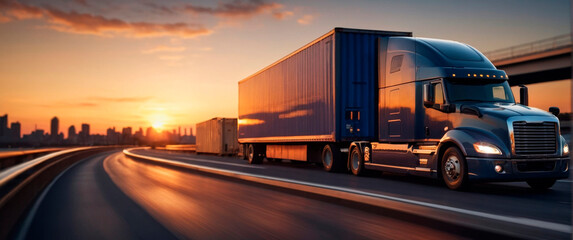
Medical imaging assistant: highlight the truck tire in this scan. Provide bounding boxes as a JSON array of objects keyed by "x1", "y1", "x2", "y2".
[
  {"x1": 350, "y1": 147, "x2": 365, "y2": 176},
  {"x1": 441, "y1": 147, "x2": 469, "y2": 190},
  {"x1": 242, "y1": 145, "x2": 248, "y2": 160},
  {"x1": 247, "y1": 144, "x2": 263, "y2": 164},
  {"x1": 321, "y1": 144, "x2": 343, "y2": 172},
  {"x1": 526, "y1": 179, "x2": 556, "y2": 190}
]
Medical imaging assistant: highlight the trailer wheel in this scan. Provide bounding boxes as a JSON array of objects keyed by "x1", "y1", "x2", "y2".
[
  {"x1": 242, "y1": 145, "x2": 248, "y2": 160},
  {"x1": 350, "y1": 147, "x2": 365, "y2": 176},
  {"x1": 321, "y1": 144, "x2": 343, "y2": 172},
  {"x1": 526, "y1": 179, "x2": 556, "y2": 190},
  {"x1": 248, "y1": 144, "x2": 263, "y2": 164},
  {"x1": 441, "y1": 147, "x2": 469, "y2": 190}
]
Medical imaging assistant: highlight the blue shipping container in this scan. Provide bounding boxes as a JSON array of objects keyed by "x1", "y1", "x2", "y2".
[{"x1": 238, "y1": 28, "x2": 411, "y2": 143}]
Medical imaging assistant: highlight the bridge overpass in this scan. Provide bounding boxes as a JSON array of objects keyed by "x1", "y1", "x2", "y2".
[{"x1": 483, "y1": 33, "x2": 572, "y2": 86}]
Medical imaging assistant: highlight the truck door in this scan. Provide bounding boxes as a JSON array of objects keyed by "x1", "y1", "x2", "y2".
[{"x1": 424, "y1": 80, "x2": 451, "y2": 140}]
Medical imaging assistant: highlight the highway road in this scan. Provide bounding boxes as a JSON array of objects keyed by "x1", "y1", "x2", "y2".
[
  {"x1": 15, "y1": 149, "x2": 476, "y2": 239},
  {"x1": 133, "y1": 149, "x2": 572, "y2": 227}
]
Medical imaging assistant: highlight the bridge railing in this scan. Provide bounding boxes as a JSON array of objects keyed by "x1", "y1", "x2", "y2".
[{"x1": 483, "y1": 33, "x2": 571, "y2": 62}]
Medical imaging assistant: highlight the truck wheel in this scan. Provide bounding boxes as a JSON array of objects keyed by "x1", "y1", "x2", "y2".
[
  {"x1": 526, "y1": 179, "x2": 556, "y2": 190},
  {"x1": 350, "y1": 147, "x2": 365, "y2": 176},
  {"x1": 321, "y1": 144, "x2": 342, "y2": 172},
  {"x1": 242, "y1": 145, "x2": 248, "y2": 160},
  {"x1": 248, "y1": 144, "x2": 263, "y2": 164},
  {"x1": 441, "y1": 147, "x2": 469, "y2": 190}
]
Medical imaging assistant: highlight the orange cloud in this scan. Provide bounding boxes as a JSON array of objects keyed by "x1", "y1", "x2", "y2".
[
  {"x1": 273, "y1": 10, "x2": 294, "y2": 20},
  {"x1": 183, "y1": 0, "x2": 287, "y2": 19},
  {"x1": 297, "y1": 14, "x2": 315, "y2": 25},
  {"x1": 0, "y1": 0, "x2": 43, "y2": 20},
  {"x1": 0, "y1": 0, "x2": 212, "y2": 38},
  {"x1": 88, "y1": 96, "x2": 153, "y2": 103},
  {"x1": 47, "y1": 9, "x2": 211, "y2": 38},
  {"x1": 142, "y1": 45, "x2": 187, "y2": 54}
]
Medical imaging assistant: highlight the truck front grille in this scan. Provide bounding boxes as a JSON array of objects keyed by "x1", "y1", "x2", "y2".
[{"x1": 513, "y1": 121, "x2": 557, "y2": 155}]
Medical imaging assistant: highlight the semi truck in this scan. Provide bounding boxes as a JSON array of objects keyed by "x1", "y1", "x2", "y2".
[
  {"x1": 196, "y1": 118, "x2": 239, "y2": 155},
  {"x1": 237, "y1": 28, "x2": 569, "y2": 190}
]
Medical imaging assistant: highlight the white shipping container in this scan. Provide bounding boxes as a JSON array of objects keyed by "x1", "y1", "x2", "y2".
[{"x1": 196, "y1": 118, "x2": 238, "y2": 155}]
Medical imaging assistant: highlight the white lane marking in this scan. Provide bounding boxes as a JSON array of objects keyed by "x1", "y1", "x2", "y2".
[
  {"x1": 132, "y1": 149, "x2": 265, "y2": 169},
  {"x1": 125, "y1": 149, "x2": 571, "y2": 234},
  {"x1": 557, "y1": 179, "x2": 572, "y2": 183},
  {"x1": 172, "y1": 156, "x2": 265, "y2": 169}
]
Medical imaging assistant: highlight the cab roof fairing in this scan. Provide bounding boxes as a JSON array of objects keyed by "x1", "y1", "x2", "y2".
[{"x1": 390, "y1": 37, "x2": 506, "y2": 81}]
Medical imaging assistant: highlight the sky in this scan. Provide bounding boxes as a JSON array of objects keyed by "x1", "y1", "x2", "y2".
[{"x1": 0, "y1": 0, "x2": 571, "y2": 136}]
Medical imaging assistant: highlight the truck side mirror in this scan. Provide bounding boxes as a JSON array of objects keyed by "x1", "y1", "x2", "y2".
[
  {"x1": 519, "y1": 85, "x2": 528, "y2": 106},
  {"x1": 549, "y1": 107, "x2": 560, "y2": 116},
  {"x1": 423, "y1": 84, "x2": 434, "y2": 108}
]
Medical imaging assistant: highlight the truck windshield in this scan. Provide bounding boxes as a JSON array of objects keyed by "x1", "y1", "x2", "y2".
[{"x1": 444, "y1": 78, "x2": 515, "y2": 103}]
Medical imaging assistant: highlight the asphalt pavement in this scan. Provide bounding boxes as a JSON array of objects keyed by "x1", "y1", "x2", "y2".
[
  {"x1": 12, "y1": 147, "x2": 572, "y2": 239},
  {"x1": 16, "y1": 149, "x2": 471, "y2": 239},
  {"x1": 131, "y1": 148, "x2": 572, "y2": 228},
  {"x1": 18, "y1": 150, "x2": 177, "y2": 240}
]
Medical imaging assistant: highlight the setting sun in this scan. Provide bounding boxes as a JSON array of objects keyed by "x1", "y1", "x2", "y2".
[
  {"x1": 148, "y1": 112, "x2": 170, "y2": 131},
  {"x1": 152, "y1": 121, "x2": 165, "y2": 130}
]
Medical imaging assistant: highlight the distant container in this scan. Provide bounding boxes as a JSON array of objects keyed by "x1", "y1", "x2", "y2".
[{"x1": 196, "y1": 118, "x2": 238, "y2": 155}]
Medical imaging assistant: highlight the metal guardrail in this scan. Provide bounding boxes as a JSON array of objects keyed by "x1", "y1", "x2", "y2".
[
  {"x1": 0, "y1": 148, "x2": 65, "y2": 171},
  {"x1": 159, "y1": 144, "x2": 196, "y2": 152},
  {"x1": 0, "y1": 147, "x2": 94, "y2": 186},
  {"x1": 483, "y1": 33, "x2": 571, "y2": 62}
]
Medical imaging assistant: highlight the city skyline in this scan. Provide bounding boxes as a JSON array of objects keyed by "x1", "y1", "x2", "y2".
[
  {"x1": 0, "y1": 113, "x2": 196, "y2": 147},
  {"x1": 0, "y1": 0, "x2": 570, "y2": 136}
]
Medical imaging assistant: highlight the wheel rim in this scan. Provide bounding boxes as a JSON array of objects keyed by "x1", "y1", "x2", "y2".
[
  {"x1": 351, "y1": 151, "x2": 360, "y2": 170},
  {"x1": 444, "y1": 155, "x2": 461, "y2": 181},
  {"x1": 324, "y1": 148, "x2": 332, "y2": 167}
]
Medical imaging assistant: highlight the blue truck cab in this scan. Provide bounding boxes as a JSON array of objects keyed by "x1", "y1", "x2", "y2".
[
  {"x1": 361, "y1": 36, "x2": 569, "y2": 190},
  {"x1": 238, "y1": 28, "x2": 569, "y2": 190}
]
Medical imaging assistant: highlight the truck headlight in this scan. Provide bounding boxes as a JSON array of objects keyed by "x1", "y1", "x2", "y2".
[
  {"x1": 564, "y1": 143, "x2": 569, "y2": 155},
  {"x1": 473, "y1": 142, "x2": 502, "y2": 155}
]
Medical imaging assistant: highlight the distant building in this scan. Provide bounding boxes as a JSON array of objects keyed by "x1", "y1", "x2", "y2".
[
  {"x1": 122, "y1": 127, "x2": 132, "y2": 137},
  {"x1": 10, "y1": 122, "x2": 21, "y2": 140},
  {"x1": 146, "y1": 127, "x2": 153, "y2": 139},
  {"x1": 180, "y1": 127, "x2": 196, "y2": 144},
  {"x1": 68, "y1": 125, "x2": 78, "y2": 144},
  {"x1": 134, "y1": 127, "x2": 144, "y2": 145},
  {"x1": 134, "y1": 127, "x2": 143, "y2": 138},
  {"x1": 68, "y1": 125, "x2": 76, "y2": 138},
  {"x1": 0, "y1": 114, "x2": 7, "y2": 139},
  {"x1": 23, "y1": 129, "x2": 46, "y2": 146},
  {"x1": 79, "y1": 123, "x2": 90, "y2": 145},
  {"x1": 106, "y1": 127, "x2": 120, "y2": 145},
  {"x1": 122, "y1": 127, "x2": 132, "y2": 145},
  {"x1": 51, "y1": 117, "x2": 59, "y2": 137},
  {"x1": 49, "y1": 116, "x2": 63, "y2": 145},
  {"x1": 80, "y1": 123, "x2": 90, "y2": 136}
]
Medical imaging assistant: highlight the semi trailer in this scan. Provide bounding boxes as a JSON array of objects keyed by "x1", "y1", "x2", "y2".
[
  {"x1": 238, "y1": 28, "x2": 569, "y2": 190},
  {"x1": 196, "y1": 118, "x2": 239, "y2": 155}
]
